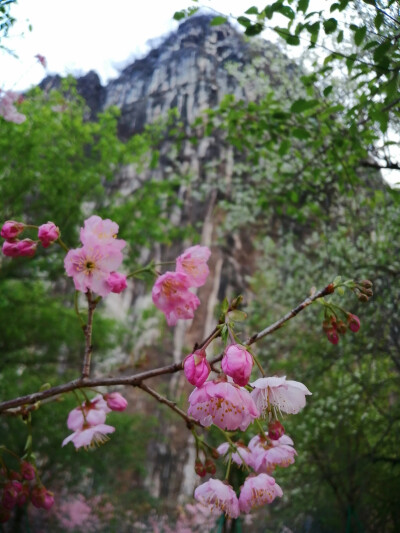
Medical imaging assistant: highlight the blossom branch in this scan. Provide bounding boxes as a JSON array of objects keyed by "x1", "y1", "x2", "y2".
[
  {"x1": 138, "y1": 383, "x2": 200, "y2": 430},
  {"x1": 246, "y1": 283, "x2": 335, "y2": 345},
  {"x1": 0, "y1": 282, "x2": 334, "y2": 415}
]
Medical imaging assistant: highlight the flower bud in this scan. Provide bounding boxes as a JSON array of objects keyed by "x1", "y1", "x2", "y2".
[
  {"x1": 194, "y1": 460, "x2": 207, "y2": 477},
  {"x1": 221, "y1": 344, "x2": 253, "y2": 387},
  {"x1": 31, "y1": 486, "x2": 54, "y2": 510},
  {"x1": 106, "y1": 272, "x2": 127, "y2": 293},
  {"x1": 20, "y1": 461, "x2": 35, "y2": 481},
  {"x1": 184, "y1": 349, "x2": 210, "y2": 387},
  {"x1": 38, "y1": 222, "x2": 60, "y2": 248},
  {"x1": 268, "y1": 419, "x2": 285, "y2": 440},
  {"x1": 17, "y1": 484, "x2": 30, "y2": 506},
  {"x1": 357, "y1": 293, "x2": 369, "y2": 302},
  {"x1": 326, "y1": 328, "x2": 339, "y2": 345},
  {"x1": 336, "y1": 320, "x2": 347, "y2": 335},
  {"x1": 210, "y1": 448, "x2": 220, "y2": 460},
  {"x1": 204, "y1": 459, "x2": 216, "y2": 475},
  {"x1": 347, "y1": 313, "x2": 361, "y2": 333},
  {"x1": 359, "y1": 279, "x2": 373, "y2": 289},
  {"x1": 17, "y1": 239, "x2": 37, "y2": 257},
  {"x1": 104, "y1": 392, "x2": 128, "y2": 411},
  {"x1": 1, "y1": 220, "x2": 25, "y2": 240},
  {"x1": 2, "y1": 480, "x2": 23, "y2": 510}
]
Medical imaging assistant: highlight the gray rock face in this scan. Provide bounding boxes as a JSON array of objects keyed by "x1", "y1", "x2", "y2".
[{"x1": 103, "y1": 15, "x2": 251, "y2": 137}]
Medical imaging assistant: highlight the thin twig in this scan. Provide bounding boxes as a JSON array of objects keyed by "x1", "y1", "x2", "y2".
[{"x1": 138, "y1": 383, "x2": 200, "y2": 429}]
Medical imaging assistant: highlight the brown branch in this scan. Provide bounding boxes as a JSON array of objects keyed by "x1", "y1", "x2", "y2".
[
  {"x1": 360, "y1": 160, "x2": 400, "y2": 171},
  {"x1": 0, "y1": 282, "x2": 335, "y2": 415},
  {"x1": 138, "y1": 383, "x2": 200, "y2": 430},
  {"x1": 246, "y1": 283, "x2": 334, "y2": 345}
]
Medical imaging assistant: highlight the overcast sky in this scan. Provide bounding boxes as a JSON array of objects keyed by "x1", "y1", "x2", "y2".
[{"x1": 0, "y1": 0, "x2": 270, "y2": 91}]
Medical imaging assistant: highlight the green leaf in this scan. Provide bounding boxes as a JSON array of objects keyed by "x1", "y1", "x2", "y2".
[
  {"x1": 354, "y1": 26, "x2": 367, "y2": 46},
  {"x1": 245, "y1": 6, "x2": 259, "y2": 15},
  {"x1": 228, "y1": 310, "x2": 248, "y2": 322},
  {"x1": 245, "y1": 23, "x2": 264, "y2": 36},
  {"x1": 374, "y1": 11, "x2": 384, "y2": 30},
  {"x1": 290, "y1": 98, "x2": 319, "y2": 113},
  {"x1": 298, "y1": 0, "x2": 310, "y2": 13},
  {"x1": 275, "y1": 4, "x2": 295, "y2": 20},
  {"x1": 292, "y1": 127, "x2": 311, "y2": 139},
  {"x1": 278, "y1": 139, "x2": 291, "y2": 156},
  {"x1": 323, "y1": 85, "x2": 333, "y2": 97},
  {"x1": 337, "y1": 30, "x2": 344, "y2": 43},
  {"x1": 210, "y1": 16, "x2": 228, "y2": 26},
  {"x1": 373, "y1": 39, "x2": 391, "y2": 65},
  {"x1": 237, "y1": 16, "x2": 250, "y2": 28},
  {"x1": 323, "y1": 18, "x2": 338, "y2": 34},
  {"x1": 173, "y1": 10, "x2": 185, "y2": 21}
]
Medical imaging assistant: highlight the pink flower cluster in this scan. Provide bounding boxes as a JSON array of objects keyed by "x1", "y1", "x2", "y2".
[
  {"x1": 194, "y1": 475, "x2": 282, "y2": 518},
  {"x1": 188, "y1": 378, "x2": 259, "y2": 432},
  {"x1": 152, "y1": 245, "x2": 211, "y2": 326},
  {"x1": 0, "y1": 461, "x2": 54, "y2": 524},
  {"x1": 64, "y1": 215, "x2": 127, "y2": 297},
  {"x1": 323, "y1": 312, "x2": 361, "y2": 344},
  {"x1": 62, "y1": 392, "x2": 127, "y2": 450},
  {"x1": 0, "y1": 90, "x2": 26, "y2": 124},
  {"x1": 1, "y1": 220, "x2": 60, "y2": 258}
]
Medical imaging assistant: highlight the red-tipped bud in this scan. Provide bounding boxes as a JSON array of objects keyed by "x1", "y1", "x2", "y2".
[
  {"x1": 1, "y1": 220, "x2": 25, "y2": 240},
  {"x1": 210, "y1": 448, "x2": 220, "y2": 460},
  {"x1": 204, "y1": 459, "x2": 216, "y2": 475},
  {"x1": 2, "y1": 480, "x2": 23, "y2": 510},
  {"x1": 336, "y1": 320, "x2": 347, "y2": 334},
  {"x1": 326, "y1": 328, "x2": 339, "y2": 345},
  {"x1": 347, "y1": 313, "x2": 361, "y2": 333},
  {"x1": 20, "y1": 461, "x2": 35, "y2": 481},
  {"x1": 359, "y1": 279, "x2": 373, "y2": 289},
  {"x1": 325, "y1": 283, "x2": 335, "y2": 294},
  {"x1": 268, "y1": 419, "x2": 285, "y2": 440},
  {"x1": 194, "y1": 460, "x2": 207, "y2": 477},
  {"x1": 31, "y1": 486, "x2": 54, "y2": 510},
  {"x1": 357, "y1": 293, "x2": 369, "y2": 302},
  {"x1": 17, "y1": 484, "x2": 30, "y2": 506}
]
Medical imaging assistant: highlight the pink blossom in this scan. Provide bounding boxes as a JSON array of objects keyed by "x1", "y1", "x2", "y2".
[
  {"x1": 38, "y1": 221, "x2": 60, "y2": 247},
  {"x1": 80, "y1": 215, "x2": 125, "y2": 251},
  {"x1": 217, "y1": 442, "x2": 255, "y2": 469},
  {"x1": 0, "y1": 90, "x2": 26, "y2": 124},
  {"x1": 326, "y1": 328, "x2": 339, "y2": 344},
  {"x1": 176, "y1": 245, "x2": 211, "y2": 287},
  {"x1": 188, "y1": 379, "x2": 259, "y2": 431},
  {"x1": 104, "y1": 392, "x2": 128, "y2": 411},
  {"x1": 20, "y1": 461, "x2": 35, "y2": 481},
  {"x1": 31, "y1": 486, "x2": 54, "y2": 510},
  {"x1": 67, "y1": 395, "x2": 110, "y2": 431},
  {"x1": 251, "y1": 376, "x2": 312, "y2": 415},
  {"x1": 1, "y1": 220, "x2": 25, "y2": 239},
  {"x1": 152, "y1": 271, "x2": 200, "y2": 326},
  {"x1": 221, "y1": 344, "x2": 253, "y2": 387},
  {"x1": 106, "y1": 271, "x2": 127, "y2": 293},
  {"x1": 239, "y1": 474, "x2": 283, "y2": 513},
  {"x1": 2, "y1": 240, "x2": 20, "y2": 257},
  {"x1": 184, "y1": 349, "x2": 210, "y2": 387},
  {"x1": 347, "y1": 313, "x2": 361, "y2": 332},
  {"x1": 249, "y1": 433, "x2": 297, "y2": 473},
  {"x1": 194, "y1": 479, "x2": 239, "y2": 519},
  {"x1": 62, "y1": 424, "x2": 115, "y2": 450},
  {"x1": 64, "y1": 238, "x2": 124, "y2": 297}
]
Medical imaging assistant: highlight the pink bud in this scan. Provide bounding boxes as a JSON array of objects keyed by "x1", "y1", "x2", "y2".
[
  {"x1": 104, "y1": 392, "x2": 128, "y2": 411},
  {"x1": 2, "y1": 480, "x2": 22, "y2": 510},
  {"x1": 20, "y1": 461, "x2": 35, "y2": 481},
  {"x1": 326, "y1": 328, "x2": 339, "y2": 345},
  {"x1": 38, "y1": 222, "x2": 60, "y2": 248},
  {"x1": 31, "y1": 486, "x2": 54, "y2": 510},
  {"x1": 17, "y1": 239, "x2": 37, "y2": 257},
  {"x1": 2, "y1": 240, "x2": 20, "y2": 257},
  {"x1": 183, "y1": 349, "x2": 210, "y2": 387},
  {"x1": 347, "y1": 313, "x2": 361, "y2": 333},
  {"x1": 106, "y1": 271, "x2": 127, "y2": 293},
  {"x1": 17, "y1": 484, "x2": 30, "y2": 506},
  {"x1": 268, "y1": 419, "x2": 285, "y2": 440},
  {"x1": 1, "y1": 220, "x2": 25, "y2": 239},
  {"x1": 221, "y1": 344, "x2": 253, "y2": 387}
]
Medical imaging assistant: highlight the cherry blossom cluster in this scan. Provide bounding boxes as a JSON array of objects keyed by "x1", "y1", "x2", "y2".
[
  {"x1": 152, "y1": 245, "x2": 210, "y2": 325},
  {"x1": 62, "y1": 393, "x2": 127, "y2": 450},
  {"x1": 1, "y1": 220, "x2": 60, "y2": 257},
  {"x1": 0, "y1": 90, "x2": 26, "y2": 124},
  {"x1": 0, "y1": 460, "x2": 54, "y2": 524},
  {"x1": 64, "y1": 215, "x2": 127, "y2": 297},
  {"x1": 323, "y1": 311, "x2": 361, "y2": 345}
]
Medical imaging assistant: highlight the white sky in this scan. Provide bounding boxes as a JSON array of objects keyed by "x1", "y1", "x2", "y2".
[
  {"x1": 1, "y1": 0, "x2": 398, "y2": 186},
  {"x1": 1, "y1": 0, "x2": 270, "y2": 91}
]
